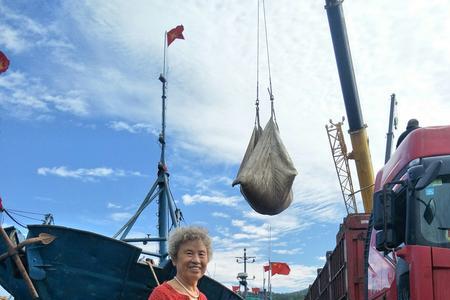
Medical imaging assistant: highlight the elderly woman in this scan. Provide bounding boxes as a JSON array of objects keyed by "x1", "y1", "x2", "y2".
[{"x1": 149, "y1": 226, "x2": 212, "y2": 300}]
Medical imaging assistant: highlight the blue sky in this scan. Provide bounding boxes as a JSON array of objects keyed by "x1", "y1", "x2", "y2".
[{"x1": 1, "y1": 0, "x2": 450, "y2": 296}]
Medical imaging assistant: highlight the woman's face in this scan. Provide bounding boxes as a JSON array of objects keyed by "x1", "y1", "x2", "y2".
[{"x1": 173, "y1": 239, "x2": 208, "y2": 283}]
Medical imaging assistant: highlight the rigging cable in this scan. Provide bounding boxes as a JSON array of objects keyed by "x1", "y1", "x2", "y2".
[
  {"x1": 1, "y1": 206, "x2": 53, "y2": 227},
  {"x1": 6, "y1": 211, "x2": 44, "y2": 222},
  {"x1": 262, "y1": 0, "x2": 276, "y2": 120},
  {"x1": 3, "y1": 210, "x2": 27, "y2": 229},
  {"x1": 255, "y1": 0, "x2": 261, "y2": 128}
]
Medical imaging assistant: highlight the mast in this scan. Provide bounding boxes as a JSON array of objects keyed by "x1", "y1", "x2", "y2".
[
  {"x1": 113, "y1": 31, "x2": 181, "y2": 264},
  {"x1": 384, "y1": 94, "x2": 397, "y2": 163},
  {"x1": 157, "y1": 73, "x2": 169, "y2": 259},
  {"x1": 236, "y1": 248, "x2": 256, "y2": 298}
]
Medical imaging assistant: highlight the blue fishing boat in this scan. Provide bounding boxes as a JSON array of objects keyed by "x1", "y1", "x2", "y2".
[
  {"x1": 0, "y1": 225, "x2": 240, "y2": 299},
  {"x1": 0, "y1": 72, "x2": 242, "y2": 300}
]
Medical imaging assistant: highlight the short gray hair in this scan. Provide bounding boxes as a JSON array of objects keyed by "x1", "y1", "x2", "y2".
[{"x1": 168, "y1": 226, "x2": 212, "y2": 262}]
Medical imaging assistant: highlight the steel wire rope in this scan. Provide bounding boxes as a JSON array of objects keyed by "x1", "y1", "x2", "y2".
[
  {"x1": 262, "y1": 0, "x2": 277, "y2": 121},
  {"x1": 1, "y1": 206, "x2": 49, "y2": 228},
  {"x1": 6, "y1": 211, "x2": 43, "y2": 222},
  {"x1": 7, "y1": 208, "x2": 48, "y2": 216},
  {"x1": 255, "y1": 0, "x2": 261, "y2": 128},
  {"x1": 4, "y1": 210, "x2": 27, "y2": 229}
]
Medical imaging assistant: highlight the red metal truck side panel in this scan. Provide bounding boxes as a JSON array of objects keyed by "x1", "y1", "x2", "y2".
[
  {"x1": 375, "y1": 126, "x2": 450, "y2": 192},
  {"x1": 431, "y1": 247, "x2": 450, "y2": 300},
  {"x1": 311, "y1": 276, "x2": 320, "y2": 300},
  {"x1": 345, "y1": 227, "x2": 366, "y2": 300},
  {"x1": 397, "y1": 246, "x2": 434, "y2": 300},
  {"x1": 318, "y1": 262, "x2": 330, "y2": 297},
  {"x1": 308, "y1": 214, "x2": 370, "y2": 300}
]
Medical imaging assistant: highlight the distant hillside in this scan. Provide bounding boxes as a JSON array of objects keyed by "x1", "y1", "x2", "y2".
[{"x1": 272, "y1": 288, "x2": 308, "y2": 300}]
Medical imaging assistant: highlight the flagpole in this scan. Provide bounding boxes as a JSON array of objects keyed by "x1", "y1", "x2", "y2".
[
  {"x1": 263, "y1": 268, "x2": 267, "y2": 300},
  {"x1": 159, "y1": 31, "x2": 167, "y2": 165},
  {"x1": 268, "y1": 224, "x2": 272, "y2": 300},
  {"x1": 163, "y1": 31, "x2": 167, "y2": 77}
]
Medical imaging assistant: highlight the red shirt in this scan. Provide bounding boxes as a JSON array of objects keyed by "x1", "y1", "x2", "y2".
[{"x1": 148, "y1": 282, "x2": 207, "y2": 300}]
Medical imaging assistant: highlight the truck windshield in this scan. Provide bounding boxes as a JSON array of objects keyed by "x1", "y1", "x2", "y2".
[{"x1": 414, "y1": 174, "x2": 450, "y2": 248}]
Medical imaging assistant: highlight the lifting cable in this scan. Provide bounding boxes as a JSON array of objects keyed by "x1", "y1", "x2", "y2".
[
  {"x1": 255, "y1": 0, "x2": 261, "y2": 128},
  {"x1": 257, "y1": 0, "x2": 276, "y2": 121}
]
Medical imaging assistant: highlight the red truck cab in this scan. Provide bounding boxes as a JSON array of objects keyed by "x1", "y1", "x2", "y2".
[{"x1": 368, "y1": 126, "x2": 450, "y2": 300}]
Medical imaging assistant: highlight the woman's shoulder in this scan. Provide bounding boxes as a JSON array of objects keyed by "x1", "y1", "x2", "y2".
[
  {"x1": 199, "y1": 291, "x2": 208, "y2": 300},
  {"x1": 148, "y1": 282, "x2": 178, "y2": 299},
  {"x1": 149, "y1": 281, "x2": 209, "y2": 300}
]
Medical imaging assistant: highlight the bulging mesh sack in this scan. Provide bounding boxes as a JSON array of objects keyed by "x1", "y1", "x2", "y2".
[{"x1": 233, "y1": 117, "x2": 297, "y2": 215}]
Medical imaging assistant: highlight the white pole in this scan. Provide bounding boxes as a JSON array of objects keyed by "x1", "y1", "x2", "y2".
[
  {"x1": 268, "y1": 224, "x2": 272, "y2": 300},
  {"x1": 163, "y1": 31, "x2": 167, "y2": 77},
  {"x1": 263, "y1": 273, "x2": 266, "y2": 300}
]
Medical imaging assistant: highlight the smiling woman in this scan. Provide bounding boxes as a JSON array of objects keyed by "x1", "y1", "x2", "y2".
[{"x1": 149, "y1": 226, "x2": 212, "y2": 300}]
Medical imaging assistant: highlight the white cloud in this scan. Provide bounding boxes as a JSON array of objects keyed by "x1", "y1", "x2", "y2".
[
  {"x1": 269, "y1": 264, "x2": 319, "y2": 291},
  {"x1": 107, "y1": 202, "x2": 122, "y2": 209},
  {"x1": 182, "y1": 194, "x2": 240, "y2": 207},
  {"x1": 231, "y1": 219, "x2": 270, "y2": 240},
  {"x1": 212, "y1": 212, "x2": 230, "y2": 218},
  {"x1": 110, "y1": 212, "x2": 133, "y2": 222},
  {"x1": 108, "y1": 121, "x2": 159, "y2": 136},
  {"x1": 0, "y1": 24, "x2": 28, "y2": 52},
  {"x1": 0, "y1": 1, "x2": 73, "y2": 54},
  {"x1": 37, "y1": 166, "x2": 143, "y2": 181},
  {"x1": 195, "y1": 177, "x2": 234, "y2": 193},
  {"x1": 0, "y1": 71, "x2": 89, "y2": 119},
  {"x1": 208, "y1": 248, "x2": 320, "y2": 292},
  {"x1": 273, "y1": 248, "x2": 303, "y2": 255}
]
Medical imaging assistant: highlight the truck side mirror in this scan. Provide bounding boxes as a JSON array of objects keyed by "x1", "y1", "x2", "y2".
[
  {"x1": 415, "y1": 160, "x2": 442, "y2": 190},
  {"x1": 375, "y1": 182, "x2": 405, "y2": 251},
  {"x1": 373, "y1": 191, "x2": 384, "y2": 230}
]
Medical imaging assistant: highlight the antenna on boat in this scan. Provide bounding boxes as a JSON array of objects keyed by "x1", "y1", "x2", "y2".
[{"x1": 113, "y1": 29, "x2": 183, "y2": 265}]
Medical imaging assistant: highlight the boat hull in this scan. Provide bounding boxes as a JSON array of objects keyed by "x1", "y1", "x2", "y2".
[{"x1": 0, "y1": 225, "x2": 241, "y2": 300}]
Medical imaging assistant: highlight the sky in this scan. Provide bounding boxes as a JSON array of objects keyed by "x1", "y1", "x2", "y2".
[{"x1": 0, "y1": 0, "x2": 449, "y2": 297}]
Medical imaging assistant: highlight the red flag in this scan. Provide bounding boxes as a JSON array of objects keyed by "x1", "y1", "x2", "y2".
[
  {"x1": 167, "y1": 25, "x2": 184, "y2": 46},
  {"x1": 0, "y1": 51, "x2": 10, "y2": 73},
  {"x1": 251, "y1": 287, "x2": 260, "y2": 294},
  {"x1": 263, "y1": 262, "x2": 290, "y2": 276},
  {"x1": 231, "y1": 285, "x2": 240, "y2": 292},
  {"x1": 0, "y1": 196, "x2": 4, "y2": 211}
]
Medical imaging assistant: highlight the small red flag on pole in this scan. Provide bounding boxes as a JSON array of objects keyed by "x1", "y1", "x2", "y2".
[
  {"x1": 231, "y1": 285, "x2": 240, "y2": 292},
  {"x1": 264, "y1": 262, "x2": 290, "y2": 276},
  {"x1": 0, "y1": 51, "x2": 10, "y2": 73},
  {"x1": 0, "y1": 196, "x2": 4, "y2": 212},
  {"x1": 167, "y1": 25, "x2": 185, "y2": 46}
]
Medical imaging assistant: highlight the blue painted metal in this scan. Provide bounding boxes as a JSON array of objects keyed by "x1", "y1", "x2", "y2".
[
  {"x1": 26, "y1": 225, "x2": 160, "y2": 299},
  {"x1": 157, "y1": 74, "x2": 169, "y2": 261},
  {"x1": 0, "y1": 227, "x2": 31, "y2": 299},
  {"x1": 0, "y1": 225, "x2": 242, "y2": 299}
]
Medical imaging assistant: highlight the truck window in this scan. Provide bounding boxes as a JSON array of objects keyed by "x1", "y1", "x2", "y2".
[{"x1": 416, "y1": 175, "x2": 450, "y2": 247}]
